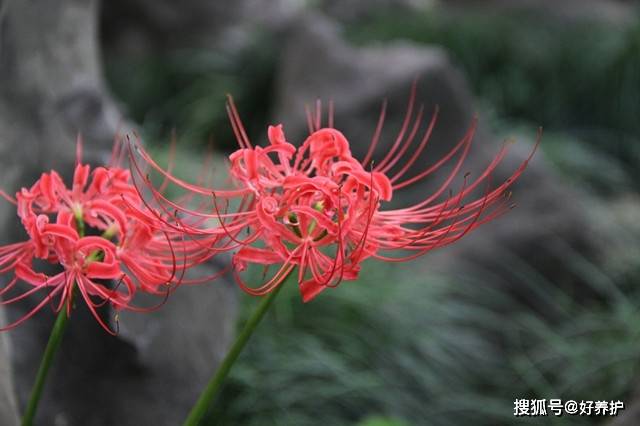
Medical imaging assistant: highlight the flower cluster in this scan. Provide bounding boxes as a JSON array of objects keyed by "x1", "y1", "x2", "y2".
[
  {"x1": 132, "y1": 88, "x2": 537, "y2": 302},
  {"x1": 0, "y1": 84, "x2": 537, "y2": 334},
  {"x1": 0, "y1": 141, "x2": 210, "y2": 334}
]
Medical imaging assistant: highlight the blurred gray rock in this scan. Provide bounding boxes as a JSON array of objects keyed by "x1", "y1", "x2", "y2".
[
  {"x1": 115, "y1": 274, "x2": 237, "y2": 426},
  {"x1": 319, "y1": 0, "x2": 433, "y2": 22},
  {"x1": 272, "y1": 13, "x2": 471, "y2": 161},
  {"x1": 0, "y1": 310, "x2": 19, "y2": 426},
  {"x1": 0, "y1": 0, "x2": 236, "y2": 425},
  {"x1": 0, "y1": 0, "x2": 123, "y2": 171},
  {"x1": 272, "y1": 12, "x2": 601, "y2": 299},
  {"x1": 101, "y1": 0, "x2": 305, "y2": 53}
]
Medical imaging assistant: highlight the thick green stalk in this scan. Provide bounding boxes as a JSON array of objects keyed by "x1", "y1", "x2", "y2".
[
  {"x1": 21, "y1": 302, "x2": 70, "y2": 426},
  {"x1": 182, "y1": 272, "x2": 292, "y2": 426}
]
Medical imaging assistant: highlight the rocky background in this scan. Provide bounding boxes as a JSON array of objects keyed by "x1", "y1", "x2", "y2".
[{"x1": 1, "y1": 0, "x2": 639, "y2": 425}]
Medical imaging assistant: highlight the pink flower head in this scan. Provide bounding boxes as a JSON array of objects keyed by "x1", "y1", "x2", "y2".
[
  {"x1": 0, "y1": 139, "x2": 207, "y2": 334},
  {"x1": 131, "y1": 85, "x2": 538, "y2": 302}
]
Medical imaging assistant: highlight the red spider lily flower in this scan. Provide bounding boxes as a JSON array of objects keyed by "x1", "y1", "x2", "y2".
[
  {"x1": 130, "y1": 85, "x2": 538, "y2": 303},
  {"x1": 0, "y1": 139, "x2": 212, "y2": 334}
]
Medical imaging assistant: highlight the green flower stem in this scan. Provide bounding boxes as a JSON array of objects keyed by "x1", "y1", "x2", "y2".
[
  {"x1": 21, "y1": 300, "x2": 71, "y2": 426},
  {"x1": 21, "y1": 216, "x2": 87, "y2": 425},
  {"x1": 182, "y1": 271, "x2": 293, "y2": 426}
]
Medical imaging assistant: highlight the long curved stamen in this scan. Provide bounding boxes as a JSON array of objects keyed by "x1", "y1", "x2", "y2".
[
  {"x1": 390, "y1": 106, "x2": 439, "y2": 182},
  {"x1": 362, "y1": 100, "x2": 387, "y2": 168},
  {"x1": 378, "y1": 104, "x2": 425, "y2": 174},
  {"x1": 226, "y1": 95, "x2": 252, "y2": 149},
  {"x1": 393, "y1": 116, "x2": 477, "y2": 191},
  {"x1": 374, "y1": 79, "x2": 417, "y2": 172}
]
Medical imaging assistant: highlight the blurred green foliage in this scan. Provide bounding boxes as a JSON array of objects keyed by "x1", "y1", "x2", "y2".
[
  {"x1": 347, "y1": 7, "x2": 640, "y2": 191},
  {"x1": 206, "y1": 243, "x2": 640, "y2": 426}
]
